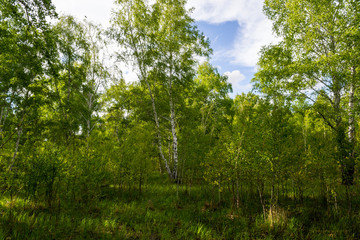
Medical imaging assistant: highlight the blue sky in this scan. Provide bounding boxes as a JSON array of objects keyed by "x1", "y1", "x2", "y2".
[
  {"x1": 197, "y1": 20, "x2": 239, "y2": 71},
  {"x1": 196, "y1": 20, "x2": 255, "y2": 96},
  {"x1": 52, "y1": 0, "x2": 278, "y2": 98}
]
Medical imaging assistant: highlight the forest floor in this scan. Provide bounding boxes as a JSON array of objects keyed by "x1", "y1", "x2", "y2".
[{"x1": 1, "y1": 175, "x2": 360, "y2": 239}]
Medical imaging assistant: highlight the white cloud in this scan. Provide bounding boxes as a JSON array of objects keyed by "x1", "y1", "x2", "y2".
[
  {"x1": 231, "y1": 18, "x2": 277, "y2": 66},
  {"x1": 187, "y1": 0, "x2": 249, "y2": 23},
  {"x1": 123, "y1": 71, "x2": 139, "y2": 84},
  {"x1": 240, "y1": 83, "x2": 253, "y2": 92},
  {"x1": 224, "y1": 70, "x2": 254, "y2": 97},
  {"x1": 187, "y1": 0, "x2": 279, "y2": 67},
  {"x1": 52, "y1": 0, "x2": 113, "y2": 27},
  {"x1": 52, "y1": 0, "x2": 279, "y2": 68},
  {"x1": 51, "y1": 0, "x2": 276, "y2": 94},
  {"x1": 224, "y1": 70, "x2": 245, "y2": 88}
]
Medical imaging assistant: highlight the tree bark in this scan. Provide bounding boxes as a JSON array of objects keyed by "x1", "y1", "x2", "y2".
[
  {"x1": 257, "y1": 180, "x2": 266, "y2": 221},
  {"x1": 144, "y1": 79, "x2": 172, "y2": 178},
  {"x1": 344, "y1": 68, "x2": 356, "y2": 185},
  {"x1": 168, "y1": 53, "x2": 179, "y2": 181},
  {"x1": 169, "y1": 95, "x2": 178, "y2": 180},
  {"x1": 348, "y1": 74, "x2": 355, "y2": 144},
  {"x1": 334, "y1": 78, "x2": 354, "y2": 185}
]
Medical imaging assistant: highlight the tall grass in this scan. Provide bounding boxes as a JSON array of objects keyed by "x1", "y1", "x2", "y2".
[{"x1": 1, "y1": 174, "x2": 360, "y2": 239}]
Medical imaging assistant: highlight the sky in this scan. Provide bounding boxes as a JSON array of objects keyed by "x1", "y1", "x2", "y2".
[{"x1": 52, "y1": 0, "x2": 279, "y2": 97}]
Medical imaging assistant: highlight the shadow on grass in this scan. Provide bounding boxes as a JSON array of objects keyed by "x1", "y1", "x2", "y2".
[{"x1": 1, "y1": 176, "x2": 360, "y2": 239}]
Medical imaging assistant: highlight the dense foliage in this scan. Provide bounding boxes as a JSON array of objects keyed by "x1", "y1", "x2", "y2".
[{"x1": 1, "y1": 0, "x2": 360, "y2": 239}]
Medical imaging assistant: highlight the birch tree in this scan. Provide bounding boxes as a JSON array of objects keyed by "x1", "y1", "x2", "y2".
[
  {"x1": 0, "y1": 0, "x2": 57, "y2": 170},
  {"x1": 110, "y1": 0, "x2": 210, "y2": 180},
  {"x1": 79, "y1": 20, "x2": 109, "y2": 155},
  {"x1": 254, "y1": 0, "x2": 360, "y2": 185}
]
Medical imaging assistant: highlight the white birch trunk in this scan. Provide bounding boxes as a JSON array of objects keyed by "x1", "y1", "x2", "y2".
[
  {"x1": 168, "y1": 51, "x2": 179, "y2": 181},
  {"x1": 169, "y1": 96, "x2": 178, "y2": 180},
  {"x1": 144, "y1": 79, "x2": 172, "y2": 178},
  {"x1": 127, "y1": 12, "x2": 174, "y2": 180},
  {"x1": 348, "y1": 68, "x2": 355, "y2": 144}
]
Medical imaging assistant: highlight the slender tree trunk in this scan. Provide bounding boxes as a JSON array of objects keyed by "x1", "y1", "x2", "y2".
[
  {"x1": 132, "y1": 45, "x2": 173, "y2": 178},
  {"x1": 349, "y1": 80, "x2": 355, "y2": 145},
  {"x1": 347, "y1": 68, "x2": 356, "y2": 185},
  {"x1": 157, "y1": 153, "x2": 163, "y2": 174},
  {"x1": 257, "y1": 181, "x2": 266, "y2": 221},
  {"x1": 168, "y1": 55, "x2": 179, "y2": 181},
  {"x1": 144, "y1": 79, "x2": 172, "y2": 178},
  {"x1": 127, "y1": 18, "x2": 174, "y2": 178},
  {"x1": 333, "y1": 76, "x2": 354, "y2": 185},
  {"x1": 169, "y1": 95, "x2": 178, "y2": 180}
]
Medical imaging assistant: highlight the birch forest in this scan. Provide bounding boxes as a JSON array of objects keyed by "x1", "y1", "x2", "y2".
[{"x1": 1, "y1": 0, "x2": 360, "y2": 239}]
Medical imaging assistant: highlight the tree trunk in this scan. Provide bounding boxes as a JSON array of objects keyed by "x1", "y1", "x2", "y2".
[
  {"x1": 169, "y1": 96, "x2": 178, "y2": 180},
  {"x1": 132, "y1": 40, "x2": 173, "y2": 178},
  {"x1": 334, "y1": 77, "x2": 354, "y2": 185},
  {"x1": 257, "y1": 180, "x2": 266, "y2": 221},
  {"x1": 168, "y1": 51, "x2": 179, "y2": 181},
  {"x1": 346, "y1": 69, "x2": 356, "y2": 185},
  {"x1": 144, "y1": 79, "x2": 172, "y2": 178},
  {"x1": 348, "y1": 74, "x2": 355, "y2": 144}
]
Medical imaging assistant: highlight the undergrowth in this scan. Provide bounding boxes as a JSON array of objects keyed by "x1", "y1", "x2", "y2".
[{"x1": 1, "y1": 174, "x2": 360, "y2": 239}]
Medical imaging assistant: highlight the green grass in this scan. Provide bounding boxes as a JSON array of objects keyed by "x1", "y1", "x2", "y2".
[{"x1": 1, "y1": 175, "x2": 360, "y2": 239}]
